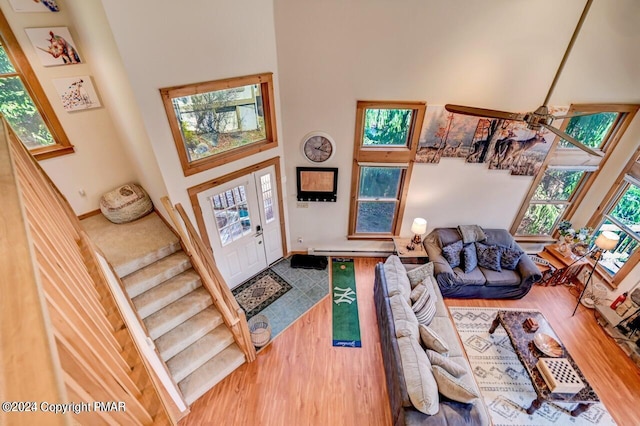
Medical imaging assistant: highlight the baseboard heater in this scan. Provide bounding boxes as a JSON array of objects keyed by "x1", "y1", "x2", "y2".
[{"x1": 307, "y1": 248, "x2": 394, "y2": 257}]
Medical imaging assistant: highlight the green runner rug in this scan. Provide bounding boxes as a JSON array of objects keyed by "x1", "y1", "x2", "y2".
[{"x1": 331, "y1": 258, "x2": 361, "y2": 348}]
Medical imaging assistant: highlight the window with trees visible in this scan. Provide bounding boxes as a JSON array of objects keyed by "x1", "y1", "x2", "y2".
[
  {"x1": 160, "y1": 73, "x2": 277, "y2": 176},
  {"x1": 512, "y1": 104, "x2": 638, "y2": 240},
  {"x1": 0, "y1": 10, "x2": 73, "y2": 160},
  {"x1": 587, "y1": 154, "x2": 640, "y2": 286},
  {"x1": 349, "y1": 101, "x2": 425, "y2": 238}
]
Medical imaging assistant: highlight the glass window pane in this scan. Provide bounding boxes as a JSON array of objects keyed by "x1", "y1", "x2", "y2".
[
  {"x1": 260, "y1": 174, "x2": 274, "y2": 223},
  {"x1": 363, "y1": 108, "x2": 412, "y2": 146},
  {"x1": 173, "y1": 83, "x2": 265, "y2": 162},
  {"x1": 0, "y1": 45, "x2": 16, "y2": 74},
  {"x1": 359, "y1": 167, "x2": 402, "y2": 199},
  {"x1": 0, "y1": 76, "x2": 54, "y2": 148},
  {"x1": 610, "y1": 185, "x2": 640, "y2": 230},
  {"x1": 516, "y1": 204, "x2": 566, "y2": 236},
  {"x1": 560, "y1": 112, "x2": 618, "y2": 148},
  {"x1": 356, "y1": 201, "x2": 397, "y2": 233},
  {"x1": 593, "y1": 220, "x2": 638, "y2": 276},
  {"x1": 532, "y1": 170, "x2": 585, "y2": 201}
]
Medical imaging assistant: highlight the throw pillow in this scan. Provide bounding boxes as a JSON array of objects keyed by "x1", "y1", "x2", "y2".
[
  {"x1": 390, "y1": 294, "x2": 419, "y2": 328},
  {"x1": 397, "y1": 336, "x2": 440, "y2": 415},
  {"x1": 442, "y1": 240, "x2": 463, "y2": 268},
  {"x1": 395, "y1": 319, "x2": 419, "y2": 340},
  {"x1": 475, "y1": 242, "x2": 501, "y2": 272},
  {"x1": 406, "y1": 262, "x2": 435, "y2": 288},
  {"x1": 384, "y1": 255, "x2": 412, "y2": 304},
  {"x1": 412, "y1": 284, "x2": 436, "y2": 326},
  {"x1": 500, "y1": 246, "x2": 524, "y2": 270},
  {"x1": 432, "y1": 365, "x2": 479, "y2": 403},
  {"x1": 419, "y1": 324, "x2": 449, "y2": 354},
  {"x1": 461, "y1": 243, "x2": 478, "y2": 273},
  {"x1": 410, "y1": 283, "x2": 426, "y2": 304},
  {"x1": 426, "y1": 350, "x2": 466, "y2": 378}
]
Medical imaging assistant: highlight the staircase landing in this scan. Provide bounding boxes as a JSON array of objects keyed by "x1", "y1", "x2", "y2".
[{"x1": 82, "y1": 212, "x2": 180, "y2": 277}]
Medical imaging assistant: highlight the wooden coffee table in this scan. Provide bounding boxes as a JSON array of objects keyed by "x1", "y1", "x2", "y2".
[{"x1": 489, "y1": 310, "x2": 599, "y2": 416}]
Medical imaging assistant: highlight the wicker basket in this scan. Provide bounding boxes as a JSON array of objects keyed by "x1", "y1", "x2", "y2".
[{"x1": 248, "y1": 314, "x2": 271, "y2": 348}]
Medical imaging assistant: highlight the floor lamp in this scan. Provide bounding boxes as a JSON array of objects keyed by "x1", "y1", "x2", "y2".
[{"x1": 572, "y1": 231, "x2": 620, "y2": 316}]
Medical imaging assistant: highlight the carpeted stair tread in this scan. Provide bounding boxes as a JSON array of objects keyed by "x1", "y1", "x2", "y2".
[
  {"x1": 133, "y1": 269, "x2": 202, "y2": 319},
  {"x1": 167, "y1": 326, "x2": 235, "y2": 383},
  {"x1": 155, "y1": 307, "x2": 223, "y2": 361},
  {"x1": 144, "y1": 287, "x2": 212, "y2": 340},
  {"x1": 116, "y1": 241, "x2": 182, "y2": 278},
  {"x1": 81, "y1": 212, "x2": 181, "y2": 277},
  {"x1": 123, "y1": 251, "x2": 192, "y2": 299},
  {"x1": 179, "y1": 343, "x2": 246, "y2": 405}
]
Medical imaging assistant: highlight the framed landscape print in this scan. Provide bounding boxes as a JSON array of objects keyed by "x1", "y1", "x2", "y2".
[
  {"x1": 25, "y1": 27, "x2": 81, "y2": 66},
  {"x1": 53, "y1": 76, "x2": 101, "y2": 111},
  {"x1": 9, "y1": 0, "x2": 59, "y2": 12}
]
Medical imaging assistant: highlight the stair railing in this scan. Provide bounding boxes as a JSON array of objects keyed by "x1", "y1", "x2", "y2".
[
  {"x1": 161, "y1": 197, "x2": 256, "y2": 362},
  {"x1": 1, "y1": 116, "x2": 172, "y2": 425}
]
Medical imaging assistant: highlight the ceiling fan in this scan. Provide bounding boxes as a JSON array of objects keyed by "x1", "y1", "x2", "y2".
[{"x1": 445, "y1": 0, "x2": 602, "y2": 157}]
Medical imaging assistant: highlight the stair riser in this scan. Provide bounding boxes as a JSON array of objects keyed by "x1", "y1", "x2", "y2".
[
  {"x1": 158, "y1": 310, "x2": 223, "y2": 361},
  {"x1": 136, "y1": 280, "x2": 202, "y2": 319},
  {"x1": 126, "y1": 256, "x2": 192, "y2": 299},
  {"x1": 145, "y1": 291, "x2": 212, "y2": 340},
  {"x1": 168, "y1": 330, "x2": 235, "y2": 383},
  {"x1": 179, "y1": 345, "x2": 246, "y2": 405},
  {"x1": 116, "y1": 241, "x2": 182, "y2": 278}
]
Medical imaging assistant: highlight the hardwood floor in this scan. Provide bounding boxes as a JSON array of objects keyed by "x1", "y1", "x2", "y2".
[{"x1": 180, "y1": 258, "x2": 640, "y2": 426}]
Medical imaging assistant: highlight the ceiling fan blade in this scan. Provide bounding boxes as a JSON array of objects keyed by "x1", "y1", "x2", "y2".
[
  {"x1": 445, "y1": 104, "x2": 526, "y2": 121},
  {"x1": 551, "y1": 111, "x2": 602, "y2": 120},
  {"x1": 540, "y1": 123, "x2": 604, "y2": 157}
]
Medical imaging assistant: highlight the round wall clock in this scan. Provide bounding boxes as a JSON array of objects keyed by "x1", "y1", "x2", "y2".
[{"x1": 301, "y1": 131, "x2": 336, "y2": 163}]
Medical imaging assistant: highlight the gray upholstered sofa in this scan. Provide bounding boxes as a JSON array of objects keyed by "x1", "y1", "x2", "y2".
[
  {"x1": 374, "y1": 257, "x2": 490, "y2": 426},
  {"x1": 424, "y1": 228, "x2": 541, "y2": 299}
]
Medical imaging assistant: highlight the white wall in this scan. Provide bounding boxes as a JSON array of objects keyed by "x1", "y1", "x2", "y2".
[
  {"x1": 0, "y1": 1, "x2": 137, "y2": 215},
  {"x1": 274, "y1": 0, "x2": 591, "y2": 252},
  {"x1": 99, "y1": 0, "x2": 285, "y2": 234}
]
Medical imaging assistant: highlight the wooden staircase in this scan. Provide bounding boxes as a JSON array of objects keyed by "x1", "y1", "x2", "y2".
[{"x1": 82, "y1": 210, "x2": 253, "y2": 405}]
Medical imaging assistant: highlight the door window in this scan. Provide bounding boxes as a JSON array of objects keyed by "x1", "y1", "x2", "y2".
[
  {"x1": 260, "y1": 174, "x2": 274, "y2": 223},
  {"x1": 210, "y1": 184, "x2": 252, "y2": 246}
]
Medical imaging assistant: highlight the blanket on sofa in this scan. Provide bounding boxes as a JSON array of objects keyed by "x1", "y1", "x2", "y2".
[{"x1": 457, "y1": 225, "x2": 487, "y2": 244}]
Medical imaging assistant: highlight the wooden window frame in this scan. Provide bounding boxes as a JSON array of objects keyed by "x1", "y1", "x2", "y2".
[
  {"x1": 511, "y1": 103, "x2": 638, "y2": 242},
  {"x1": 348, "y1": 101, "x2": 426, "y2": 240},
  {"x1": 160, "y1": 73, "x2": 277, "y2": 176},
  {"x1": 0, "y1": 10, "x2": 73, "y2": 160},
  {"x1": 586, "y1": 149, "x2": 640, "y2": 287}
]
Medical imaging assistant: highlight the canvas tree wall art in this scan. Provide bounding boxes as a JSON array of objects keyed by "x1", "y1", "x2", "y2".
[
  {"x1": 25, "y1": 27, "x2": 81, "y2": 66},
  {"x1": 9, "y1": 0, "x2": 59, "y2": 12},
  {"x1": 53, "y1": 76, "x2": 101, "y2": 111},
  {"x1": 416, "y1": 105, "x2": 567, "y2": 176}
]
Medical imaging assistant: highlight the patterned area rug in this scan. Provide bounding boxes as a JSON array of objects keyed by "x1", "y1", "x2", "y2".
[
  {"x1": 449, "y1": 307, "x2": 616, "y2": 426},
  {"x1": 232, "y1": 269, "x2": 292, "y2": 320}
]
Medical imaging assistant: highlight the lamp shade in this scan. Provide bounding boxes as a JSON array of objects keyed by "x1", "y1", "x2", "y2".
[
  {"x1": 411, "y1": 218, "x2": 427, "y2": 235},
  {"x1": 595, "y1": 231, "x2": 619, "y2": 251}
]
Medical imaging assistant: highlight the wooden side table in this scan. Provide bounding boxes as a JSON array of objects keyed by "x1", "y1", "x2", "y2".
[
  {"x1": 538, "y1": 244, "x2": 589, "y2": 287},
  {"x1": 392, "y1": 237, "x2": 429, "y2": 264}
]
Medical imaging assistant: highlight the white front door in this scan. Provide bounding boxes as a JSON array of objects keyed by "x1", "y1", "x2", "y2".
[{"x1": 198, "y1": 166, "x2": 283, "y2": 288}]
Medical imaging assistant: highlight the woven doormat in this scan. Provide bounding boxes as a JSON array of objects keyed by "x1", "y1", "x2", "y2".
[{"x1": 232, "y1": 269, "x2": 292, "y2": 320}]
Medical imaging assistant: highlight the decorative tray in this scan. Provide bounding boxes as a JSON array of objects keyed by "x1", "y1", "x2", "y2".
[{"x1": 533, "y1": 332, "x2": 563, "y2": 357}]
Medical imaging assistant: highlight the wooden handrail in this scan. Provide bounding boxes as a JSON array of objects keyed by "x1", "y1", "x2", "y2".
[
  {"x1": 161, "y1": 197, "x2": 256, "y2": 362},
  {"x1": 2, "y1": 116, "x2": 171, "y2": 425}
]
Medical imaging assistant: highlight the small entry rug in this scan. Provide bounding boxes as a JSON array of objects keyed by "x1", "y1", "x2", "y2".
[
  {"x1": 331, "y1": 258, "x2": 361, "y2": 348},
  {"x1": 232, "y1": 269, "x2": 292, "y2": 320},
  {"x1": 449, "y1": 307, "x2": 616, "y2": 426}
]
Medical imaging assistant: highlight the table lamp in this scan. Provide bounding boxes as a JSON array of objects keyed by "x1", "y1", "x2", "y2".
[
  {"x1": 572, "y1": 231, "x2": 620, "y2": 316},
  {"x1": 407, "y1": 218, "x2": 427, "y2": 251}
]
